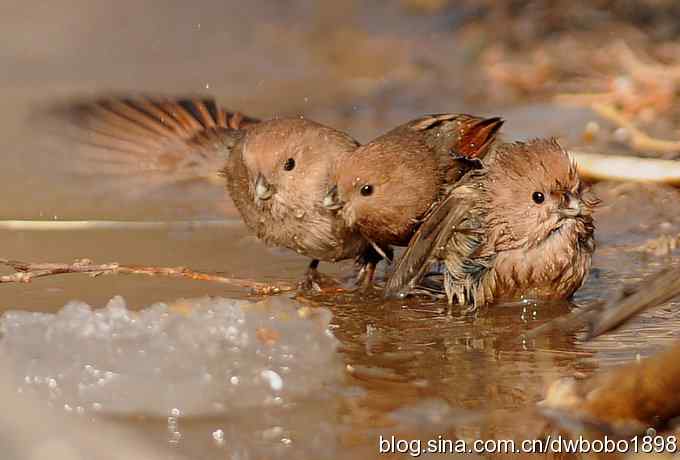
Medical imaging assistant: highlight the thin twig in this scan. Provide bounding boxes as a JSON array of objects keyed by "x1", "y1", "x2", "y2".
[
  {"x1": 526, "y1": 265, "x2": 680, "y2": 341},
  {"x1": 586, "y1": 266, "x2": 680, "y2": 339},
  {"x1": 522, "y1": 300, "x2": 605, "y2": 341},
  {"x1": 0, "y1": 258, "x2": 295, "y2": 295},
  {"x1": 591, "y1": 102, "x2": 680, "y2": 153}
]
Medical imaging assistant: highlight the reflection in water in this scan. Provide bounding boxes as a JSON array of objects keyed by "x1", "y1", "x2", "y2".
[{"x1": 2, "y1": 187, "x2": 680, "y2": 459}]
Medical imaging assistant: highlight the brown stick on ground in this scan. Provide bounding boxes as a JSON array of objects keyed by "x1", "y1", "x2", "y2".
[
  {"x1": 0, "y1": 258, "x2": 295, "y2": 295},
  {"x1": 586, "y1": 265, "x2": 680, "y2": 339},
  {"x1": 526, "y1": 265, "x2": 680, "y2": 340}
]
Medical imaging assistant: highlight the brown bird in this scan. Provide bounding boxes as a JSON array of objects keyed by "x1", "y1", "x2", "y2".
[
  {"x1": 323, "y1": 113, "x2": 504, "y2": 253},
  {"x1": 62, "y1": 97, "x2": 375, "y2": 287},
  {"x1": 385, "y1": 138, "x2": 598, "y2": 308}
]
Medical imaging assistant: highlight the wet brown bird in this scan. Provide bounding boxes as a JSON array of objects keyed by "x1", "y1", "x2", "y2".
[
  {"x1": 385, "y1": 138, "x2": 598, "y2": 308},
  {"x1": 63, "y1": 98, "x2": 374, "y2": 287},
  {"x1": 323, "y1": 113, "x2": 503, "y2": 254}
]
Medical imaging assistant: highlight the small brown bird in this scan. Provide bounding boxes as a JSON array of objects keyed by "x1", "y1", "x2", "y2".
[
  {"x1": 221, "y1": 116, "x2": 374, "y2": 284},
  {"x1": 323, "y1": 113, "x2": 504, "y2": 251},
  {"x1": 62, "y1": 98, "x2": 374, "y2": 287},
  {"x1": 385, "y1": 138, "x2": 598, "y2": 308}
]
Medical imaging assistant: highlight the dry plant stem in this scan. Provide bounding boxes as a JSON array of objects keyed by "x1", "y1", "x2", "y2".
[
  {"x1": 615, "y1": 41, "x2": 680, "y2": 83},
  {"x1": 0, "y1": 258, "x2": 295, "y2": 295},
  {"x1": 571, "y1": 151, "x2": 680, "y2": 185},
  {"x1": 587, "y1": 266, "x2": 680, "y2": 338},
  {"x1": 523, "y1": 301, "x2": 605, "y2": 341},
  {"x1": 528, "y1": 265, "x2": 680, "y2": 340},
  {"x1": 591, "y1": 102, "x2": 680, "y2": 153},
  {"x1": 555, "y1": 98, "x2": 680, "y2": 154}
]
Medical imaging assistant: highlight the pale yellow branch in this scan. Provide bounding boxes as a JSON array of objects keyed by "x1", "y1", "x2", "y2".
[
  {"x1": 571, "y1": 151, "x2": 680, "y2": 185},
  {"x1": 592, "y1": 102, "x2": 680, "y2": 153}
]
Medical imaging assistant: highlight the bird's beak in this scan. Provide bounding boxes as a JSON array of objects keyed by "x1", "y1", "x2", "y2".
[
  {"x1": 559, "y1": 191, "x2": 582, "y2": 218},
  {"x1": 323, "y1": 185, "x2": 344, "y2": 211},
  {"x1": 255, "y1": 174, "x2": 274, "y2": 201}
]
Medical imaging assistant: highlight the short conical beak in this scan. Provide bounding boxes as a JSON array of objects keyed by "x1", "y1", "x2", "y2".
[
  {"x1": 559, "y1": 191, "x2": 582, "y2": 218},
  {"x1": 255, "y1": 174, "x2": 274, "y2": 201},
  {"x1": 323, "y1": 185, "x2": 344, "y2": 210}
]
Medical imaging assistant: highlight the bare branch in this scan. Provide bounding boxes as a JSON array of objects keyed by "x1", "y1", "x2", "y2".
[{"x1": 0, "y1": 258, "x2": 295, "y2": 295}]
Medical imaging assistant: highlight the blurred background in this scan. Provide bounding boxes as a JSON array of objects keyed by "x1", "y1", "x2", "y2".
[
  {"x1": 4, "y1": 0, "x2": 680, "y2": 220},
  {"x1": 3, "y1": 1, "x2": 680, "y2": 459}
]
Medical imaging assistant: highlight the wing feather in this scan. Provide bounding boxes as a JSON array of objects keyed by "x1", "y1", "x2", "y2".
[
  {"x1": 50, "y1": 96, "x2": 260, "y2": 185},
  {"x1": 385, "y1": 185, "x2": 483, "y2": 297}
]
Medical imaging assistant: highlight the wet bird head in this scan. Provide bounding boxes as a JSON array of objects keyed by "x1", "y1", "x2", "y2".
[
  {"x1": 238, "y1": 118, "x2": 359, "y2": 211},
  {"x1": 330, "y1": 133, "x2": 440, "y2": 246},
  {"x1": 482, "y1": 138, "x2": 598, "y2": 250}
]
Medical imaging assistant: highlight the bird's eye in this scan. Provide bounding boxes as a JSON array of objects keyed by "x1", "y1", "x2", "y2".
[
  {"x1": 532, "y1": 191, "x2": 545, "y2": 204},
  {"x1": 360, "y1": 185, "x2": 374, "y2": 197},
  {"x1": 283, "y1": 158, "x2": 295, "y2": 171}
]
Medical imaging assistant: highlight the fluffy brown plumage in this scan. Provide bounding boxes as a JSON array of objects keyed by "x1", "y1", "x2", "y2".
[
  {"x1": 324, "y1": 114, "x2": 504, "y2": 250},
  {"x1": 386, "y1": 138, "x2": 598, "y2": 308},
  {"x1": 62, "y1": 97, "x2": 372, "y2": 284},
  {"x1": 221, "y1": 117, "x2": 369, "y2": 264}
]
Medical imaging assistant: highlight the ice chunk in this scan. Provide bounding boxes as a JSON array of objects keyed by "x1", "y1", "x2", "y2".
[{"x1": 0, "y1": 295, "x2": 342, "y2": 417}]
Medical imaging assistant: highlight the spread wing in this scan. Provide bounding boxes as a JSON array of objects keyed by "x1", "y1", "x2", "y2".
[
  {"x1": 50, "y1": 97, "x2": 260, "y2": 187},
  {"x1": 384, "y1": 185, "x2": 484, "y2": 298}
]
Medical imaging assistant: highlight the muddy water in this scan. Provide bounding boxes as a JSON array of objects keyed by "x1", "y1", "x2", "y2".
[{"x1": 3, "y1": 1, "x2": 680, "y2": 459}]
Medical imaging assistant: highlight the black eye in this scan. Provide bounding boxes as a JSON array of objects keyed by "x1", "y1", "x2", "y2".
[
  {"x1": 360, "y1": 185, "x2": 374, "y2": 197},
  {"x1": 532, "y1": 191, "x2": 545, "y2": 204},
  {"x1": 283, "y1": 158, "x2": 295, "y2": 171}
]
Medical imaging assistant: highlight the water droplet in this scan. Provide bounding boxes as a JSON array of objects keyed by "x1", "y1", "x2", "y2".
[
  {"x1": 262, "y1": 426, "x2": 283, "y2": 440},
  {"x1": 212, "y1": 429, "x2": 225, "y2": 445},
  {"x1": 260, "y1": 370, "x2": 283, "y2": 391}
]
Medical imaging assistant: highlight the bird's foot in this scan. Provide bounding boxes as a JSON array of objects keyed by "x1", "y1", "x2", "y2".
[
  {"x1": 297, "y1": 268, "x2": 342, "y2": 294},
  {"x1": 351, "y1": 263, "x2": 382, "y2": 293}
]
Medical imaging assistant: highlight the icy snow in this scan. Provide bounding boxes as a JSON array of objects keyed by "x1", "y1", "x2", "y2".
[{"x1": 0, "y1": 295, "x2": 342, "y2": 417}]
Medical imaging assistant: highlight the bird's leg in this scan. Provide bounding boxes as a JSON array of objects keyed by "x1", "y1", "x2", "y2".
[
  {"x1": 298, "y1": 259, "x2": 343, "y2": 293},
  {"x1": 355, "y1": 262, "x2": 376, "y2": 289},
  {"x1": 355, "y1": 245, "x2": 393, "y2": 290},
  {"x1": 298, "y1": 259, "x2": 323, "y2": 292}
]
